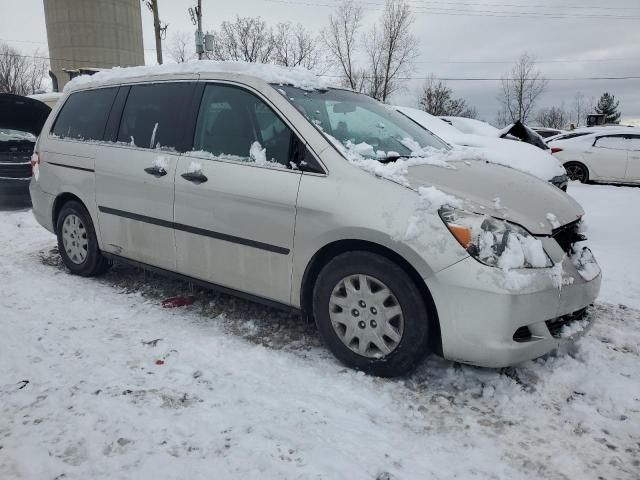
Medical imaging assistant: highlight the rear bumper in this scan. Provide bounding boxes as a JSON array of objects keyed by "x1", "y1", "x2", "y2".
[
  {"x1": 426, "y1": 254, "x2": 601, "y2": 368},
  {"x1": 29, "y1": 179, "x2": 55, "y2": 233},
  {"x1": 0, "y1": 177, "x2": 31, "y2": 203}
]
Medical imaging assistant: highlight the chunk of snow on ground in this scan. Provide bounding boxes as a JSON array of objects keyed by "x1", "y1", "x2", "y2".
[{"x1": 492, "y1": 197, "x2": 502, "y2": 210}]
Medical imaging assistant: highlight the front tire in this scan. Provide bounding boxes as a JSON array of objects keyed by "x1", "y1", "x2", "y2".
[
  {"x1": 56, "y1": 201, "x2": 110, "y2": 276},
  {"x1": 312, "y1": 251, "x2": 431, "y2": 377},
  {"x1": 564, "y1": 162, "x2": 589, "y2": 183}
]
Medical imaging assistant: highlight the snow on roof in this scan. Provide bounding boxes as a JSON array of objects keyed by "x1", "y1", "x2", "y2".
[{"x1": 64, "y1": 61, "x2": 333, "y2": 93}]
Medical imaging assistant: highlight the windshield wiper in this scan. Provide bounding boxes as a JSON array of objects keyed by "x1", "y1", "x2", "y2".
[{"x1": 378, "y1": 154, "x2": 413, "y2": 164}]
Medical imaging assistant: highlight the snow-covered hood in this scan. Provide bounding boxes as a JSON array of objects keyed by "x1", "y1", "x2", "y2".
[
  {"x1": 396, "y1": 107, "x2": 565, "y2": 182},
  {"x1": 452, "y1": 134, "x2": 566, "y2": 181},
  {"x1": 406, "y1": 159, "x2": 583, "y2": 235}
]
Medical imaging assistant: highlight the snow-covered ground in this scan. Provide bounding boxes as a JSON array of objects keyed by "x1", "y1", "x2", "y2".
[{"x1": 1, "y1": 182, "x2": 639, "y2": 479}]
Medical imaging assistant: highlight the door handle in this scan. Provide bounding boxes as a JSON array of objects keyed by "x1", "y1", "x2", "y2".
[
  {"x1": 181, "y1": 171, "x2": 208, "y2": 184},
  {"x1": 144, "y1": 166, "x2": 167, "y2": 177}
]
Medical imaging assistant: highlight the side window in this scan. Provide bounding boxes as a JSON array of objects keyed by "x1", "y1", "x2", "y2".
[
  {"x1": 594, "y1": 136, "x2": 628, "y2": 150},
  {"x1": 117, "y1": 82, "x2": 191, "y2": 150},
  {"x1": 627, "y1": 136, "x2": 640, "y2": 151},
  {"x1": 192, "y1": 84, "x2": 294, "y2": 168},
  {"x1": 52, "y1": 88, "x2": 117, "y2": 141}
]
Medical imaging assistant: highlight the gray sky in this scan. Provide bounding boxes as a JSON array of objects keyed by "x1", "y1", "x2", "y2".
[{"x1": 2, "y1": 0, "x2": 639, "y2": 124}]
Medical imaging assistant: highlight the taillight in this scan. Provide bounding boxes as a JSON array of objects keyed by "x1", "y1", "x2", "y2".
[
  {"x1": 31, "y1": 152, "x2": 40, "y2": 171},
  {"x1": 550, "y1": 147, "x2": 563, "y2": 154},
  {"x1": 31, "y1": 152, "x2": 40, "y2": 180}
]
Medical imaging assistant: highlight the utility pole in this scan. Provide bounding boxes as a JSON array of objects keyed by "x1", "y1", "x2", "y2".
[
  {"x1": 144, "y1": 1, "x2": 166, "y2": 65},
  {"x1": 197, "y1": 0, "x2": 203, "y2": 60},
  {"x1": 151, "y1": 0, "x2": 163, "y2": 64}
]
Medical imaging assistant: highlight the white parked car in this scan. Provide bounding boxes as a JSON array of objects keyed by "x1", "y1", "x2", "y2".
[
  {"x1": 397, "y1": 107, "x2": 568, "y2": 190},
  {"x1": 548, "y1": 128, "x2": 640, "y2": 184}
]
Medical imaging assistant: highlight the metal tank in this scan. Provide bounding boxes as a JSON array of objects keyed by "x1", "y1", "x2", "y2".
[{"x1": 43, "y1": 0, "x2": 145, "y2": 91}]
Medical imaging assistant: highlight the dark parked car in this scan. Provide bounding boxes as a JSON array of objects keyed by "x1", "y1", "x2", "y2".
[{"x1": 0, "y1": 94, "x2": 51, "y2": 203}]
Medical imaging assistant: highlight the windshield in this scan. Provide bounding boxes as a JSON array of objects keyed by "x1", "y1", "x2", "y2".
[{"x1": 275, "y1": 86, "x2": 449, "y2": 160}]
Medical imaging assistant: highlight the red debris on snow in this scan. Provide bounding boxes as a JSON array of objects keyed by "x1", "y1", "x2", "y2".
[
  {"x1": 155, "y1": 359, "x2": 165, "y2": 365},
  {"x1": 161, "y1": 295, "x2": 195, "y2": 308}
]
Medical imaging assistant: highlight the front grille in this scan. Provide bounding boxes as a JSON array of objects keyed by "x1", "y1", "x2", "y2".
[
  {"x1": 552, "y1": 220, "x2": 584, "y2": 254},
  {"x1": 545, "y1": 308, "x2": 588, "y2": 338}
]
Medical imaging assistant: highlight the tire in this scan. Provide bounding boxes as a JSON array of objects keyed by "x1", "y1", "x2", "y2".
[
  {"x1": 56, "y1": 200, "x2": 110, "y2": 276},
  {"x1": 564, "y1": 162, "x2": 589, "y2": 183},
  {"x1": 312, "y1": 251, "x2": 431, "y2": 377}
]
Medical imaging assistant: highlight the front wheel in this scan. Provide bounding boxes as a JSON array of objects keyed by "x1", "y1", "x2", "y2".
[
  {"x1": 312, "y1": 251, "x2": 432, "y2": 377},
  {"x1": 56, "y1": 201, "x2": 110, "y2": 276},
  {"x1": 564, "y1": 162, "x2": 589, "y2": 183}
]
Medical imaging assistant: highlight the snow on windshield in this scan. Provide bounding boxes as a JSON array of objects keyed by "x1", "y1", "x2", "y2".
[{"x1": 64, "y1": 61, "x2": 332, "y2": 93}]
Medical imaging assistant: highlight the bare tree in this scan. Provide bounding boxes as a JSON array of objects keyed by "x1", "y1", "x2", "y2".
[
  {"x1": 535, "y1": 105, "x2": 568, "y2": 129},
  {"x1": 498, "y1": 53, "x2": 547, "y2": 124},
  {"x1": 208, "y1": 16, "x2": 274, "y2": 63},
  {"x1": 167, "y1": 31, "x2": 194, "y2": 63},
  {"x1": 0, "y1": 43, "x2": 48, "y2": 96},
  {"x1": 570, "y1": 92, "x2": 589, "y2": 127},
  {"x1": 273, "y1": 22, "x2": 321, "y2": 69},
  {"x1": 322, "y1": 0, "x2": 364, "y2": 90},
  {"x1": 418, "y1": 76, "x2": 477, "y2": 117},
  {"x1": 373, "y1": 0, "x2": 418, "y2": 102}
]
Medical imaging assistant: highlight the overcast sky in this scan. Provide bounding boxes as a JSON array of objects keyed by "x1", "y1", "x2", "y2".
[{"x1": 1, "y1": 0, "x2": 639, "y2": 124}]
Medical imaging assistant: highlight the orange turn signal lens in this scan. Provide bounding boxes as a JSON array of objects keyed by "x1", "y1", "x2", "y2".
[{"x1": 447, "y1": 224, "x2": 472, "y2": 248}]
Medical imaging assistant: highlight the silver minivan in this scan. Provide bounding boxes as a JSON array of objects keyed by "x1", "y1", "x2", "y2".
[{"x1": 29, "y1": 63, "x2": 601, "y2": 376}]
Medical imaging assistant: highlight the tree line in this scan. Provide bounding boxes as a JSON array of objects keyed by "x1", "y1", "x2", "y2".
[{"x1": 0, "y1": 0, "x2": 624, "y2": 128}]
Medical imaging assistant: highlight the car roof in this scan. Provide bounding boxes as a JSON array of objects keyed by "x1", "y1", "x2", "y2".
[{"x1": 63, "y1": 61, "x2": 335, "y2": 94}]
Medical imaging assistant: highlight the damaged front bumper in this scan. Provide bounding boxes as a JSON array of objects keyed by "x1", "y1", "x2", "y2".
[{"x1": 425, "y1": 247, "x2": 601, "y2": 368}]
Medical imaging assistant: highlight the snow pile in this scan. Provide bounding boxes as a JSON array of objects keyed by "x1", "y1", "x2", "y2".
[
  {"x1": 187, "y1": 161, "x2": 202, "y2": 174},
  {"x1": 328, "y1": 135, "x2": 487, "y2": 186},
  {"x1": 546, "y1": 213, "x2": 561, "y2": 229},
  {"x1": 249, "y1": 141, "x2": 268, "y2": 165},
  {"x1": 64, "y1": 61, "x2": 332, "y2": 93},
  {"x1": 404, "y1": 187, "x2": 463, "y2": 241},
  {"x1": 151, "y1": 156, "x2": 168, "y2": 173},
  {"x1": 570, "y1": 242, "x2": 601, "y2": 282}
]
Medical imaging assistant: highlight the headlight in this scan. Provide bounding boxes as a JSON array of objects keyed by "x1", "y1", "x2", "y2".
[{"x1": 439, "y1": 207, "x2": 552, "y2": 269}]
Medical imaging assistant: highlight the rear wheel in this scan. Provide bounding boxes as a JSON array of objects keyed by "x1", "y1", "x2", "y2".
[
  {"x1": 56, "y1": 201, "x2": 110, "y2": 276},
  {"x1": 564, "y1": 162, "x2": 589, "y2": 183},
  {"x1": 312, "y1": 251, "x2": 431, "y2": 377}
]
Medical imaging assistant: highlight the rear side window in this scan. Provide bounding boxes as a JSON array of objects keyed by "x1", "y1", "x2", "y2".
[
  {"x1": 594, "y1": 135, "x2": 628, "y2": 150},
  {"x1": 52, "y1": 88, "x2": 117, "y2": 141},
  {"x1": 117, "y1": 83, "x2": 191, "y2": 150}
]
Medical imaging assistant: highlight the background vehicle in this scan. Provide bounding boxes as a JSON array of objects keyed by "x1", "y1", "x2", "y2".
[
  {"x1": 532, "y1": 127, "x2": 566, "y2": 138},
  {"x1": 29, "y1": 63, "x2": 600, "y2": 377},
  {"x1": 0, "y1": 93, "x2": 51, "y2": 203},
  {"x1": 397, "y1": 107, "x2": 568, "y2": 190},
  {"x1": 549, "y1": 128, "x2": 640, "y2": 184}
]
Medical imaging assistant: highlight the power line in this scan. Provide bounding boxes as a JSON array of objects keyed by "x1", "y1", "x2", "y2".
[
  {"x1": 4, "y1": 51, "x2": 639, "y2": 82},
  {"x1": 318, "y1": 74, "x2": 640, "y2": 81},
  {"x1": 3, "y1": 37, "x2": 637, "y2": 66},
  {"x1": 263, "y1": 0, "x2": 640, "y2": 19}
]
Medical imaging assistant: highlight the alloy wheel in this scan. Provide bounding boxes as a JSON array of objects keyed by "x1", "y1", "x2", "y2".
[{"x1": 565, "y1": 164, "x2": 587, "y2": 183}]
